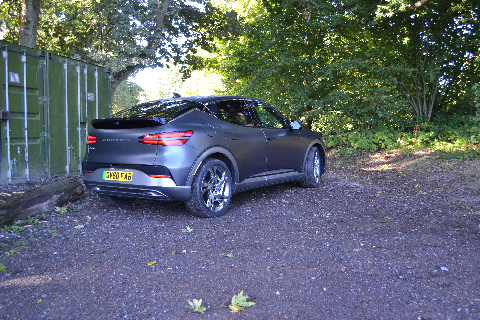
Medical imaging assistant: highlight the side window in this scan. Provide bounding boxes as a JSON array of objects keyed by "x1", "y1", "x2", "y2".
[
  {"x1": 215, "y1": 100, "x2": 255, "y2": 126},
  {"x1": 251, "y1": 101, "x2": 289, "y2": 129}
]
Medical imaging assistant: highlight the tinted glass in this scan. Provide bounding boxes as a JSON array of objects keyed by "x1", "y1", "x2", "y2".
[
  {"x1": 214, "y1": 100, "x2": 255, "y2": 126},
  {"x1": 111, "y1": 100, "x2": 207, "y2": 122},
  {"x1": 252, "y1": 102, "x2": 289, "y2": 129}
]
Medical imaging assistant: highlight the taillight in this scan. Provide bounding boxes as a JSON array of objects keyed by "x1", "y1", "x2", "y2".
[
  {"x1": 87, "y1": 135, "x2": 97, "y2": 144},
  {"x1": 138, "y1": 131, "x2": 193, "y2": 146}
]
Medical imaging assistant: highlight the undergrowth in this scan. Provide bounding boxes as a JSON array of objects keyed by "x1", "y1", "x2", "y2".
[{"x1": 323, "y1": 115, "x2": 480, "y2": 160}]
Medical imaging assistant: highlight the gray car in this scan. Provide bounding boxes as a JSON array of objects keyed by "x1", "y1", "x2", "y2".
[{"x1": 82, "y1": 96, "x2": 326, "y2": 217}]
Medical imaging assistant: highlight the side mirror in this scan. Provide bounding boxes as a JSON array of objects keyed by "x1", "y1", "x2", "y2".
[{"x1": 289, "y1": 120, "x2": 302, "y2": 130}]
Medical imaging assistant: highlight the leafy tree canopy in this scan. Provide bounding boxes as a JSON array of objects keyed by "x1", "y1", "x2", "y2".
[
  {"x1": 0, "y1": 0, "x2": 240, "y2": 96},
  {"x1": 204, "y1": 0, "x2": 478, "y2": 132}
]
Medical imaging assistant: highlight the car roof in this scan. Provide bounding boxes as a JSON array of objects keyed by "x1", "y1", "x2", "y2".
[{"x1": 145, "y1": 95, "x2": 261, "y2": 105}]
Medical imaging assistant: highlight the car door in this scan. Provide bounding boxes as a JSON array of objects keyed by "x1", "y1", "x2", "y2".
[
  {"x1": 250, "y1": 101, "x2": 303, "y2": 174},
  {"x1": 211, "y1": 99, "x2": 267, "y2": 182}
]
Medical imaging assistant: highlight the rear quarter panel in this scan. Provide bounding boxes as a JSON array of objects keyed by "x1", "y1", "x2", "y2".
[{"x1": 153, "y1": 110, "x2": 228, "y2": 186}]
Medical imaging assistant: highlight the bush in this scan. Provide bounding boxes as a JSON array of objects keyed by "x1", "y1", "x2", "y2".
[{"x1": 322, "y1": 115, "x2": 480, "y2": 158}]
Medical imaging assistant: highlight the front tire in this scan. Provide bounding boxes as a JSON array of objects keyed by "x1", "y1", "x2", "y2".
[
  {"x1": 301, "y1": 147, "x2": 322, "y2": 188},
  {"x1": 186, "y1": 159, "x2": 232, "y2": 218}
]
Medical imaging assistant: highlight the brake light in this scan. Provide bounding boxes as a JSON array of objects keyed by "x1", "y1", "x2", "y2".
[
  {"x1": 87, "y1": 135, "x2": 97, "y2": 144},
  {"x1": 138, "y1": 131, "x2": 193, "y2": 146}
]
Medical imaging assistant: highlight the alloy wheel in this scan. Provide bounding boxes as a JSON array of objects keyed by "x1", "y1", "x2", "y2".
[{"x1": 201, "y1": 164, "x2": 231, "y2": 212}]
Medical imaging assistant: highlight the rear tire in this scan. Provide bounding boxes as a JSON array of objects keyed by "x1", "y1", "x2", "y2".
[
  {"x1": 98, "y1": 194, "x2": 135, "y2": 206},
  {"x1": 301, "y1": 147, "x2": 322, "y2": 188},
  {"x1": 186, "y1": 159, "x2": 232, "y2": 218}
]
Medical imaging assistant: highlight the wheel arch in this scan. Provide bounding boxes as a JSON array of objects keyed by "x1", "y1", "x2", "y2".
[
  {"x1": 186, "y1": 146, "x2": 239, "y2": 191},
  {"x1": 303, "y1": 140, "x2": 327, "y2": 175}
]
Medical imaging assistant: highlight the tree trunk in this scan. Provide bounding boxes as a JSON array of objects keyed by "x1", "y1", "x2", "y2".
[
  {"x1": 0, "y1": 178, "x2": 85, "y2": 226},
  {"x1": 111, "y1": 0, "x2": 171, "y2": 101},
  {"x1": 18, "y1": 0, "x2": 42, "y2": 49}
]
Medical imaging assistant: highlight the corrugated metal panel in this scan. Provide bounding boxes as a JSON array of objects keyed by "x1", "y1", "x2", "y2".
[{"x1": 0, "y1": 40, "x2": 111, "y2": 184}]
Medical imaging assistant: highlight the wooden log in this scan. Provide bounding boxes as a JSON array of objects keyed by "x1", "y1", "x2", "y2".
[{"x1": 0, "y1": 178, "x2": 85, "y2": 226}]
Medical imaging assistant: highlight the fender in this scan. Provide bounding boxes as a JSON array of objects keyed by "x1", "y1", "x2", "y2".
[{"x1": 185, "y1": 145, "x2": 240, "y2": 187}]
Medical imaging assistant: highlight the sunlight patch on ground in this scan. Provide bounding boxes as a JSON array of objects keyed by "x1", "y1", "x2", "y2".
[
  {"x1": 362, "y1": 150, "x2": 439, "y2": 171},
  {"x1": 0, "y1": 274, "x2": 57, "y2": 287}
]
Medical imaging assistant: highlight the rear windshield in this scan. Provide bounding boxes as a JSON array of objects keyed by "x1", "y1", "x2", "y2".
[{"x1": 112, "y1": 100, "x2": 210, "y2": 122}]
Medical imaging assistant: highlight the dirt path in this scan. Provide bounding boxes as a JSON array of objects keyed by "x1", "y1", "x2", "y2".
[{"x1": 1, "y1": 153, "x2": 479, "y2": 319}]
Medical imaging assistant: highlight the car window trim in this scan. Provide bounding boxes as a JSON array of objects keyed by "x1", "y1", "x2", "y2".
[{"x1": 247, "y1": 100, "x2": 289, "y2": 129}]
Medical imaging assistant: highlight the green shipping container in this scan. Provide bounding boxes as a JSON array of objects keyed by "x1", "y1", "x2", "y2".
[{"x1": 0, "y1": 40, "x2": 111, "y2": 184}]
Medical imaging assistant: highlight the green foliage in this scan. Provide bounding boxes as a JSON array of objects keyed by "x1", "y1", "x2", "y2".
[
  {"x1": 203, "y1": 0, "x2": 478, "y2": 134},
  {"x1": 112, "y1": 81, "x2": 146, "y2": 113},
  {"x1": 3, "y1": 225, "x2": 25, "y2": 232},
  {"x1": 229, "y1": 291, "x2": 255, "y2": 313},
  {"x1": 0, "y1": 264, "x2": 6, "y2": 272},
  {"x1": 1, "y1": 0, "x2": 241, "y2": 97},
  {"x1": 437, "y1": 149, "x2": 479, "y2": 161},
  {"x1": 153, "y1": 64, "x2": 184, "y2": 99},
  {"x1": 474, "y1": 82, "x2": 480, "y2": 120},
  {"x1": 186, "y1": 299, "x2": 206, "y2": 314},
  {"x1": 24, "y1": 218, "x2": 39, "y2": 225},
  {"x1": 0, "y1": 0, "x2": 21, "y2": 42},
  {"x1": 7, "y1": 249, "x2": 19, "y2": 256},
  {"x1": 324, "y1": 115, "x2": 480, "y2": 158},
  {"x1": 14, "y1": 240, "x2": 28, "y2": 249},
  {"x1": 54, "y1": 206, "x2": 68, "y2": 214},
  {"x1": 180, "y1": 67, "x2": 225, "y2": 96},
  {"x1": 3, "y1": 218, "x2": 43, "y2": 233}
]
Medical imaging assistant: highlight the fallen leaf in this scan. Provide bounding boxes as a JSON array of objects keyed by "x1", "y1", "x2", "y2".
[
  {"x1": 229, "y1": 305, "x2": 244, "y2": 313},
  {"x1": 36, "y1": 299, "x2": 42, "y2": 304},
  {"x1": 73, "y1": 225, "x2": 84, "y2": 230},
  {"x1": 148, "y1": 261, "x2": 157, "y2": 266}
]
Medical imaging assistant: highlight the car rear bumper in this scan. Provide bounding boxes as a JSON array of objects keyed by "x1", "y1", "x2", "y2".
[
  {"x1": 84, "y1": 181, "x2": 191, "y2": 201},
  {"x1": 83, "y1": 163, "x2": 191, "y2": 201}
]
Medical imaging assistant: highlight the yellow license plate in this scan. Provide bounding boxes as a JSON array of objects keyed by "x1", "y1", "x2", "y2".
[{"x1": 103, "y1": 170, "x2": 133, "y2": 182}]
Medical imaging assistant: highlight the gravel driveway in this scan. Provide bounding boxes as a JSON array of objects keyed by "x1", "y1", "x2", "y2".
[{"x1": 1, "y1": 153, "x2": 479, "y2": 319}]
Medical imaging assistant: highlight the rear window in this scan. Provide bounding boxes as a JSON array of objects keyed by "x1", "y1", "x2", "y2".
[{"x1": 112, "y1": 100, "x2": 210, "y2": 121}]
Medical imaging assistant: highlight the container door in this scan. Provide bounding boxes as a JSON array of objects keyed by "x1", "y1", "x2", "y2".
[{"x1": 0, "y1": 44, "x2": 46, "y2": 183}]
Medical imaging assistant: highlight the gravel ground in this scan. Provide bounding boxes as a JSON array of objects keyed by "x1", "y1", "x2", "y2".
[{"x1": 0, "y1": 152, "x2": 479, "y2": 319}]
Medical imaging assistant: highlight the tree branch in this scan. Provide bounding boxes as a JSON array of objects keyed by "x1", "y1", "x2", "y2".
[{"x1": 377, "y1": 0, "x2": 430, "y2": 19}]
